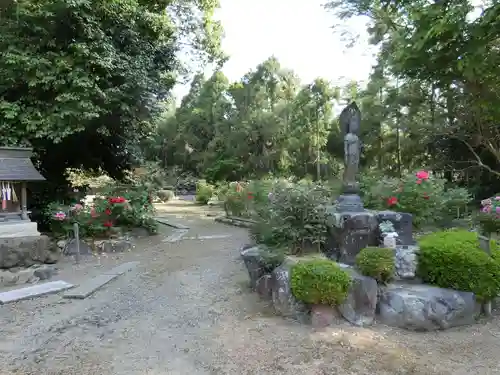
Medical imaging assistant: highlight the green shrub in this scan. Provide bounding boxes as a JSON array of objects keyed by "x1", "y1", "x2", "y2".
[
  {"x1": 252, "y1": 180, "x2": 332, "y2": 254},
  {"x1": 355, "y1": 247, "x2": 395, "y2": 284},
  {"x1": 417, "y1": 229, "x2": 500, "y2": 301},
  {"x1": 290, "y1": 259, "x2": 352, "y2": 306},
  {"x1": 195, "y1": 180, "x2": 214, "y2": 205}
]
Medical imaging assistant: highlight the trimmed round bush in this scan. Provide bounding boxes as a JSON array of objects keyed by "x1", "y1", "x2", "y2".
[
  {"x1": 195, "y1": 180, "x2": 214, "y2": 205},
  {"x1": 355, "y1": 247, "x2": 395, "y2": 284},
  {"x1": 290, "y1": 259, "x2": 352, "y2": 306},
  {"x1": 417, "y1": 229, "x2": 500, "y2": 301}
]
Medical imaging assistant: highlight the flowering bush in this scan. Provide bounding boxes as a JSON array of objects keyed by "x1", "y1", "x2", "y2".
[
  {"x1": 251, "y1": 180, "x2": 333, "y2": 254},
  {"x1": 46, "y1": 184, "x2": 158, "y2": 239},
  {"x1": 477, "y1": 196, "x2": 500, "y2": 236},
  {"x1": 361, "y1": 170, "x2": 471, "y2": 227}
]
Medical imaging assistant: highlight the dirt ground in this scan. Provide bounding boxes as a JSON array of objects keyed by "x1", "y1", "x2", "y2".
[{"x1": 1, "y1": 200, "x2": 500, "y2": 374}]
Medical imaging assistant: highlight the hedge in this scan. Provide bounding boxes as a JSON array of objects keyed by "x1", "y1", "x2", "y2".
[{"x1": 417, "y1": 229, "x2": 500, "y2": 301}]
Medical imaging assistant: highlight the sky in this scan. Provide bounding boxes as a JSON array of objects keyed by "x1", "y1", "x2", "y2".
[{"x1": 173, "y1": 0, "x2": 377, "y2": 103}]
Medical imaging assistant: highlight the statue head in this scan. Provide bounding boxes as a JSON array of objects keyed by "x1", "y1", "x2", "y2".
[{"x1": 339, "y1": 102, "x2": 361, "y2": 136}]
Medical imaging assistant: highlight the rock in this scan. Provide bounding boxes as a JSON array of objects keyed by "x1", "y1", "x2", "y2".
[
  {"x1": 311, "y1": 304, "x2": 341, "y2": 328},
  {"x1": 394, "y1": 245, "x2": 419, "y2": 280},
  {"x1": 63, "y1": 239, "x2": 93, "y2": 256},
  {"x1": 95, "y1": 239, "x2": 133, "y2": 253},
  {"x1": 378, "y1": 283, "x2": 478, "y2": 331},
  {"x1": 338, "y1": 267, "x2": 378, "y2": 326},
  {"x1": 270, "y1": 261, "x2": 310, "y2": 323},
  {"x1": 240, "y1": 246, "x2": 274, "y2": 289},
  {"x1": 34, "y1": 265, "x2": 56, "y2": 280},
  {"x1": 255, "y1": 274, "x2": 272, "y2": 300},
  {"x1": 0, "y1": 268, "x2": 36, "y2": 287},
  {"x1": 0, "y1": 235, "x2": 54, "y2": 268},
  {"x1": 376, "y1": 211, "x2": 415, "y2": 246}
]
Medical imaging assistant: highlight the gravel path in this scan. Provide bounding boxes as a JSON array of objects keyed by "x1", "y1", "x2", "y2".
[{"x1": 1, "y1": 200, "x2": 500, "y2": 374}]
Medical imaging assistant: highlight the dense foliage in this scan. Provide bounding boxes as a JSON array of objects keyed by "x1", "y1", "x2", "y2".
[
  {"x1": 248, "y1": 180, "x2": 335, "y2": 254},
  {"x1": 417, "y1": 229, "x2": 500, "y2": 301},
  {"x1": 0, "y1": 0, "x2": 223, "y2": 209},
  {"x1": 355, "y1": 247, "x2": 395, "y2": 284},
  {"x1": 290, "y1": 259, "x2": 352, "y2": 306}
]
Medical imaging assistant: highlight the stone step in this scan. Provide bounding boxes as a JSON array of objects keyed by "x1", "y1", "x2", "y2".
[{"x1": 0, "y1": 280, "x2": 74, "y2": 304}]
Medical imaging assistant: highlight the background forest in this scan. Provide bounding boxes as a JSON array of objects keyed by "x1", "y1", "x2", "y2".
[{"x1": 0, "y1": 0, "x2": 499, "y2": 210}]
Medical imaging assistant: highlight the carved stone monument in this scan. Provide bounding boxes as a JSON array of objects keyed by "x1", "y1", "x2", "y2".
[{"x1": 324, "y1": 103, "x2": 378, "y2": 265}]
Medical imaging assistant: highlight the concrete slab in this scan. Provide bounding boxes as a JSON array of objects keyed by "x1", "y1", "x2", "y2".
[
  {"x1": 155, "y1": 218, "x2": 189, "y2": 230},
  {"x1": 63, "y1": 274, "x2": 118, "y2": 299},
  {"x1": 184, "y1": 234, "x2": 232, "y2": 240},
  {"x1": 0, "y1": 280, "x2": 74, "y2": 304},
  {"x1": 104, "y1": 261, "x2": 140, "y2": 276},
  {"x1": 162, "y1": 229, "x2": 189, "y2": 243}
]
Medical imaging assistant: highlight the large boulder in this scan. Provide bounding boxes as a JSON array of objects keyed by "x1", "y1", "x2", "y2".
[
  {"x1": 337, "y1": 265, "x2": 378, "y2": 326},
  {"x1": 270, "y1": 260, "x2": 310, "y2": 323},
  {"x1": 240, "y1": 245, "x2": 272, "y2": 289},
  {"x1": 378, "y1": 283, "x2": 478, "y2": 331}
]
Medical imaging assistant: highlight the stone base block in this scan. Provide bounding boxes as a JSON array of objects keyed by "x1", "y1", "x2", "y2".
[
  {"x1": 326, "y1": 211, "x2": 378, "y2": 265},
  {"x1": 0, "y1": 221, "x2": 40, "y2": 238},
  {"x1": 0, "y1": 235, "x2": 59, "y2": 268}
]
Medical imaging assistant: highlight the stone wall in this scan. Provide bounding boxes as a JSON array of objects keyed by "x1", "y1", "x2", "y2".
[{"x1": 0, "y1": 235, "x2": 59, "y2": 269}]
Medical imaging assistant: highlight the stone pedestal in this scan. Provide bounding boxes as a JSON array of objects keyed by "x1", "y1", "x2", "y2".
[
  {"x1": 375, "y1": 211, "x2": 414, "y2": 245},
  {"x1": 325, "y1": 209, "x2": 378, "y2": 265},
  {"x1": 0, "y1": 221, "x2": 40, "y2": 238}
]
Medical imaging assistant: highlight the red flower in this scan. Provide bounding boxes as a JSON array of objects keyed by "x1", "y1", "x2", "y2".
[
  {"x1": 108, "y1": 196, "x2": 126, "y2": 204},
  {"x1": 387, "y1": 196, "x2": 398, "y2": 206},
  {"x1": 103, "y1": 220, "x2": 113, "y2": 228},
  {"x1": 105, "y1": 208, "x2": 112, "y2": 215},
  {"x1": 247, "y1": 192, "x2": 253, "y2": 199},
  {"x1": 423, "y1": 193, "x2": 430, "y2": 200},
  {"x1": 416, "y1": 170, "x2": 429, "y2": 180},
  {"x1": 90, "y1": 208, "x2": 98, "y2": 218}
]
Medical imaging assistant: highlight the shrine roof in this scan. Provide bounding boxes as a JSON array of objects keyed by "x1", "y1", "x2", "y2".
[{"x1": 0, "y1": 147, "x2": 45, "y2": 181}]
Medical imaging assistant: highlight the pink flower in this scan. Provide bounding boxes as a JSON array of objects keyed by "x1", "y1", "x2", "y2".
[
  {"x1": 71, "y1": 204, "x2": 83, "y2": 211},
  {"x1": 495, "y1": 196, "x2": 500, "y2": 201},
  {"x1": 495, "y1": 207, "x2": 500, "y2": 214},
  {"x1": 482, "y1": 206, "x2": 492, "y2": 213},
  {"x1": 416, "y1": 179, "x2": 422, "y2": 185},
  {"x1": 54, "y1": 211, "x2": 66, "y2": 220},
  {"x1": 416, "y1": 170, "x2": 429, "y2": 180}
]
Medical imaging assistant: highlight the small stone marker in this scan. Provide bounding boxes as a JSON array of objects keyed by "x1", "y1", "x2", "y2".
[
  {"x1": 63, "y1": 274, "x2": 118, "y2": 299},
  {"x1": 0, "y1": 280, "x2": 74, "y2": 304},
  {"x1": 162, "y1": 229, "x2": 189, "y2": 243}
]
